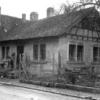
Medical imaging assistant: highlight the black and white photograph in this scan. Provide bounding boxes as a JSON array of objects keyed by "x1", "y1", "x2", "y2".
[{"x1": 0, "y1": 0, "x2": 100, "y2": 99}]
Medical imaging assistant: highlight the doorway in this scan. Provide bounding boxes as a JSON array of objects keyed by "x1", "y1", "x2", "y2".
[{"x1": 17, "y1": 45, "x2": 24, "y2": 69}]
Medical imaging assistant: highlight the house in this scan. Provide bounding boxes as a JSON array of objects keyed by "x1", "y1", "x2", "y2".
[{"x1": 0, "y1": 7, "x2": 100, "y2": 76}]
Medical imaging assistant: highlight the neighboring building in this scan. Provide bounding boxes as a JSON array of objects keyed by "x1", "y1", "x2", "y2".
[{"x1": 0, "y1": 7, "x2": 100, "y2": 76}]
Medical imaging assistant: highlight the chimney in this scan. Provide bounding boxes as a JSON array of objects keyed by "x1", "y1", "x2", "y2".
[
  {"x1": 22, "y1": 13, "x2": 26, "y2": 22},
  {"x1": 30, "y1": 12, "x2": 38, "y2": 22},
  {"x1": 47, "y1": 7, "x2": 54, "y2": 17}
]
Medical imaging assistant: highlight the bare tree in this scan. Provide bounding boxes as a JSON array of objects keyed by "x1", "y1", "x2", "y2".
[
  {"x1": 80, "y1": 0, "x2": 93, "y2": 4},
  {"x1": 56, "y1": 0, "x2": 100, "y2": 15}
]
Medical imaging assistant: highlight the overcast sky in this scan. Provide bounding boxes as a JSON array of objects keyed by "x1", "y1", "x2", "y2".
[{"x1": 0, "y1": 0, "x2": 79, "y2": 19}]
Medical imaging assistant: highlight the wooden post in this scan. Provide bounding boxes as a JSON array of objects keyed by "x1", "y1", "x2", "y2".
[
  {"x1": 14, "y1": 54, "x2": 17, "y2": 70},
  {"x1": 57, "y1": 51, "x2": 61, "y2": 81},
  {"x1": 52, "y1": 53, "x2": 55, "y2": 75}
]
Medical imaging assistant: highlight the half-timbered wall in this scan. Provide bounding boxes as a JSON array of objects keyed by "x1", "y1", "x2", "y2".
[{"x1": 59, "y1": 32, "x2": 100, "y2": 73}]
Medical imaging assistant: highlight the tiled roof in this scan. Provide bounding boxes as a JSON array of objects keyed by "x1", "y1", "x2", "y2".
[{"x1": 0, "y1": 7, "x2": 97, "y2": 41}]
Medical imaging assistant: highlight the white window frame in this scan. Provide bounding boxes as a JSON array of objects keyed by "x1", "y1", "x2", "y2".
[
  {"x1": 33, "y1": 43, "x2": 46, "y2": 61},
  {"x1": 68, "y1": 42, "x2": 84, "y2": 62}
]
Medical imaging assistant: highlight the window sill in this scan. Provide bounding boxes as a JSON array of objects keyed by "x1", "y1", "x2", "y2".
[
  {"x1": 67, "y1": 61, "x2": 85, "y2": 64},
  {"x1": 91, "y1": 62, "x2": 100, "y2": 65},
  {"x1": 32, "y1": 60, "x2": 48, "y2": 64}
]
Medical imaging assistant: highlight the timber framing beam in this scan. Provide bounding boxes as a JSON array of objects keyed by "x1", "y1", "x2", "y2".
[{"x1": 67, "y1": 34, "x2": 100, "y2": 42}]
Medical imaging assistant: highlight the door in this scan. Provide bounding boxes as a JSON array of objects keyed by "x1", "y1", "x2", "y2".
[{"x1": 17, "y1": 45, "x2": 24, "y2": 69}]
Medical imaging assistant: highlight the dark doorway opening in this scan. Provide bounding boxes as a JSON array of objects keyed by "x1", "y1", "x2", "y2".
[{"x1": 17, "y1": 45, "x2": 24, "y2": 69}]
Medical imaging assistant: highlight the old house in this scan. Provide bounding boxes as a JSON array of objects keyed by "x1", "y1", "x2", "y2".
[{"x1": 0, "y1": 7, "x2": 100, "y2": 76}]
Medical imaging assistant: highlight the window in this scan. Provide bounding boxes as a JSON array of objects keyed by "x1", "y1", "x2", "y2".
[
  {"x1": 93, "y1": 47, "x2": 100, "y2": 62},
  {"x1": 2, "y1": 46, "x2": 5, "y2": 59},
  {"x1": 77, "y1": 45, "x2": 83, "y2": 61},
  {"x1": 33, "y1": 44, "x2": 38, "y2": 60},
  {"x1": 40, "y1": 44, "x2": 46, "y2": 60},
  {"x1": 69, "y1": 44, "x2": 84, "y2": 62},
  {"x1": 6, "y1": 46, "x2": 9, "y2": 58},
  {"x1": 69, "y1": 44, "x2": 76, "y2": 61},
  {"x1": 33, "y1": 44, "x2": 46, "y2": 61},
  {"x1": 2, "y1": 46, "x2": 10, "y2": 59}
]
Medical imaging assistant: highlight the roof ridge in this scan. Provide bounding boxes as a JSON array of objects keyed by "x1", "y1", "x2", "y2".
[{"x1": 1, "y1": 14, "x2": 21, "y2": 20}]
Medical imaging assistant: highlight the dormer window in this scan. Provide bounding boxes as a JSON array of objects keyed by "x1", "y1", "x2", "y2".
[
  {"x1": 81, "y1": 17, "x2": 96, "y2": 31},
  {"x1": 81, "y1": 17, "x2": 90, "y2": 29}
]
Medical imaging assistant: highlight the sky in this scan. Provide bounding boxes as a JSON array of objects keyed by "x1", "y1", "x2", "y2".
[{"x1": 0, "y1": 0, "x2": 79, "y2": 19}]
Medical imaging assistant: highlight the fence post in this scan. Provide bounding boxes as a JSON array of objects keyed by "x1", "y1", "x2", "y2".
[
  {"x1": 52, "y1": 53, "x2": 55, "y2": 75},
  {"x1": 57, "y1": 51, "x2": 61, "y2": 81}
]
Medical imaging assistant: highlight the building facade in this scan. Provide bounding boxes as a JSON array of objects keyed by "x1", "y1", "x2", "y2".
[{"x1": 0, "y1": 7, "x2": 100, "y2": 76}]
